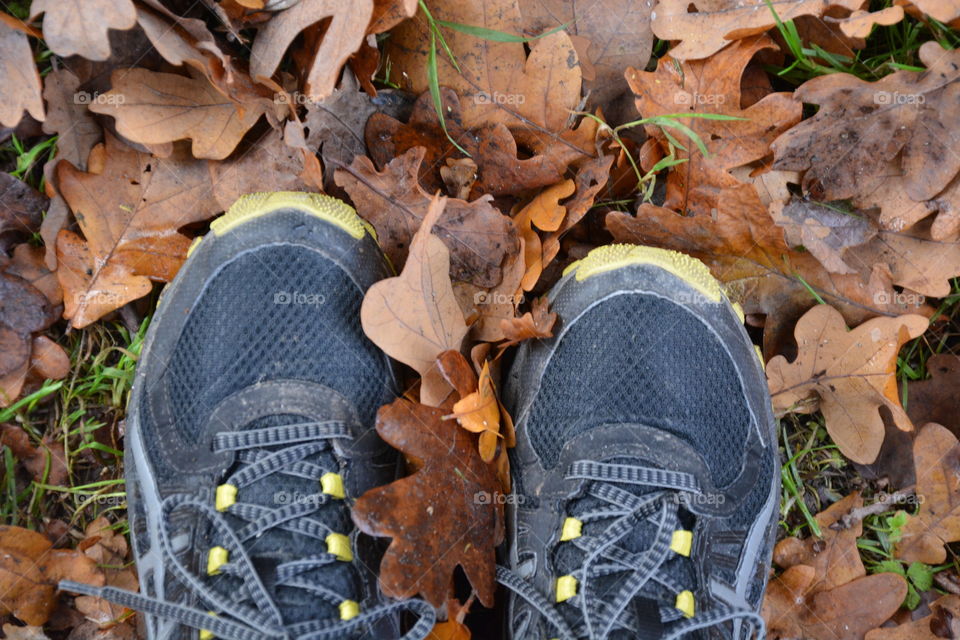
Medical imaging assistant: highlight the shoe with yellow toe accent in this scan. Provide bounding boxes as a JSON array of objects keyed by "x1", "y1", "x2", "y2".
[
  {"x1": 60, "y1": 192, "x2": 434, "y2": 640},
  {"x1": 496, "y1": 244, "x2": 777, "y2": 639}
]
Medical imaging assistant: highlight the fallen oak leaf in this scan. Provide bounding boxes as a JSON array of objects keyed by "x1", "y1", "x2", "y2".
[
  {"x1": 499, "y1": 296, "x2": 557, "y2": 350},
  {"x1": 0, "y1": 525, "x2": 103, "y2": 626},
  {"x1": 766, "y1": 304, "x2": 928, "y2": 464},
  {"x1": 515, "y1": 179, "x2": 576, "y2": 291},
  {"x1": 905, "y1": 353, "x2": 960, "y2": 437},
  {"x1": 895, "y1": 423, "x2": 960, "y2": 564},
  {"x1": 385, "y1": 0, "x2": 581, "y2": 132},
  {"x1": 772, "y1": 492, "x2": 865, "y2": 592},
  {"x1": 360, "y1": 196, "x2": 468, "y2": 406},
  {"x1": 865, "y1": 594, "x2": 960, "y2": 639},
  {"x1": 0, "y1": 17, "x2": 44, "y2": 128},
  {"x1": 651, "y1": 0, "x2": 902, "y2": 60},
  {"x1": 56, "y1": 134, "x2": 221, "y2": 328},
  {"x1": 900, "y1": 0, "x2": 960, "y2": 22},
  {"x1": 449, "y1": 360, "x2": 501, "y2": 462},
  {"x1": 30, "y1": 0, "x2": 136, "y2": 60},
  {"x1": 250, "y1": 0, "x2": 373, "y2": 101},
  {"x1": 519, "y1": 0, "x2": 654, "y2": 108},
  {"x1": 336, "y1": 146, "x2": 518, "y2": 287},
  {"x1": 627, "y1": 35, "x2": 802, "y2": 217},
  {"x1": 772, "y1": 42, "x2": 960, "y2": 204},
  {"x1": 770, "y1": 197, "x2": 877, "y2": 275},
  {"x1": 763, "y1": 565, "x2": 909, "y2": 639},
  {"x1": 89, "y1": 68, "x2": 269, "y2": 160},
  {"x1": 0, "y1": 173, "x2": 47, "y2": 254},
  {"x1": 351, "y1": 398, "x2": 504, "y2": 607}
]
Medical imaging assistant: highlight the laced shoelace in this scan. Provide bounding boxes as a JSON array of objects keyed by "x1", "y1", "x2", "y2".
[
  {"x1": 61, "y1": 420, "x2": 435, "y2": 640},
  {"x1": 496, "y1": 461, "x2": 766, "y2": 640}
]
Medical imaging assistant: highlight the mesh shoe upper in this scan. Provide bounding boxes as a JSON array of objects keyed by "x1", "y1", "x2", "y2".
[
  {"x1": 109, "y1": 197, "x2": 434, "y2": 640},
  {"x1": 500, "y1": 248, "x2": 779, "y2": 640}
]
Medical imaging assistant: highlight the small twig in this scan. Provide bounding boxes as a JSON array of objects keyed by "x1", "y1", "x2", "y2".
[{"x1": 838, "y1": 487, "x2": 916, "y2": 529}]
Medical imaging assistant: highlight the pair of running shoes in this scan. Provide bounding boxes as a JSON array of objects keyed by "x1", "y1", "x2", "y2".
[{"x1": 62, "y1": 192, "x2": 778, "y2": 640}]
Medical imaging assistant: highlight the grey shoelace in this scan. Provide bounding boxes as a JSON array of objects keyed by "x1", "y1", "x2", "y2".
[
  {"x1": 62, "y1": 420, "x2": 435, "y2": 640},
  {"x1": 497, "y1": 461, "x2": 766, "y2": 640}
]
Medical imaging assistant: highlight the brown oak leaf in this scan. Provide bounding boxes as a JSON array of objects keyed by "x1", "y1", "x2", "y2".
[
  {"x1": 385, "y1": 0, "x2": 580, "y2": 132},
  {"x1": 766, "y1": 304, "x2": 928, "y2": 464},
  {"x1": 336, "y1": 146, "x2": 518, "y2": 287},
  {"x1": 627, "y1": 35, "x2": 802, "y2": 217},
  {"x1": 896, "y1": 423, "x2": 960, "y2": 564},
  {"x1": 89, "y1": 68, "x2": 269, "y2": 160},
  {"x1": 651, "y1": 0, "x2": 902, "y2": 60},
  {"x1": 0, "y1": 17, "x2": 44, "y2": 128},
  {"x1": 250, "y1": 0, "x2": 373, "y2": 101},
  {"x1": 865, "y1": 594, "x2": 960, "y2": 639},
  {"x1": 359, "y1": 196, "x2": 468, "y2": 406},
  {"x1": 773, "y1": 42, "x2": 960, "y2": 204},
  {"x1": 351, "y1": 398, "x2": 504, "y2": 607},
  {"x1": 500, "y1": 297, "x2": 556, "y2": 350},
  {"x1": 0, "y1": 525, "x2": 102, "y2": 626},
  {"x1": 56, "y1": 134, "x2": 221, "y2": 328},
  {"x1": 30, "y1": 0, "x2": 136, "y2": 60}
]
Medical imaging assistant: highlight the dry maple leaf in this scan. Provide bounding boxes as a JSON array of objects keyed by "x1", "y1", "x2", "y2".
[
  {"x1": 773, "y1": 42, "x2": 960, "y2": 204},
  {"x1": 385, "y1": 0, "x2": 581, "y2": 132},
  {"x1": 30, "y1": 0, "x2": 136, "y2": 60},
  {"x1": 250, "y1": 0, "x2": 372, "y2": 101},
  {"x1": 766, "y1": 304, "x2": 928, "y2": 464},
  {"x1": 360, "y1": 196, "x2": 468, "y2": 406},
  {"x1": 450, "y1": 360, "x2": 501, "y2": 462},
  {"x1": 651, "y1": 0, "x2": 902, "y2": 60},
  {"x1": 0, "y1": 17, "x2": 44, "y2": 128},
  {"x1": 0, "y1": 525, "x2": 103, "y2": 626},
  {"x1": 351, "y1": 398, "x2": 504, "y2": 607},
  {"x1": 56, "y1": 134, "x2": 221, "y2": 328},
  {"x1": 895, "y1": 423, "x2": 960, "y2": 564},
  {"x1": 519, "y1": 0, "x2": 653, "y2": 108},
  {"x1": 89, "y1": 68, "x2": 268, "y2": 160},
  {"x1": 865, "y1": 594, "x2": 960, "y2": 639},
  {"x1": 336, "y1": 147, "x2": 519, "y2": 287},
  {"x1": 627, "y1": 35, "x2": 802, "y2": 217}
]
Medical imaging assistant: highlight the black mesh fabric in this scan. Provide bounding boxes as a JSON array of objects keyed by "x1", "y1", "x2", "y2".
[
  {"x1": 148, "y1": 244, "x2": 393, "y2": 632},
  {"x1": 526, "y1": 294, "x2": 750, "y2": 487},
  {"x1": 164, "y1": 244, "x2": 390, "y2": 444}
]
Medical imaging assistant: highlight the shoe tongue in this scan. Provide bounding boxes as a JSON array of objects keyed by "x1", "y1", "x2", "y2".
[{"x1": 220, "y1": 413, "x2": 358, "y2": 625}]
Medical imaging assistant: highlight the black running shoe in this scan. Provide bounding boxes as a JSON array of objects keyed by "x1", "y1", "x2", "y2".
[
  {"x1": 497, "y1": 244, "x2": 778, "y2": 639},
  {"x1": 61, "y1": 192, "x2": 434, "y2": 640}
]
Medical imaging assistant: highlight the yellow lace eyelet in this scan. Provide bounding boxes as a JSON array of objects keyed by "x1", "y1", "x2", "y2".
[
  {"x1": 556, "y1": 575, "x2": 578, "y2": 602},
  {"x1": 676, "y1": 590, "x2": 695, "y2": 618},
  {"x1": 560, "y1": 517, "x2": 583, "y2": 541},
  {"x1": 320, "y1": 472, "x2": 345, "y2": 499},
  {"x1": 207, "y1": 547, "x2": 229, "y2": 575},
  {"x1": 339, "y1": 599, "x2": 360, "y2": 620},
  {"x1": 670, "y1": 530, "x2": 693, "y2": 557},
  {"x1": 326, "y1": 533, "x2": 353, "y2": 562}
]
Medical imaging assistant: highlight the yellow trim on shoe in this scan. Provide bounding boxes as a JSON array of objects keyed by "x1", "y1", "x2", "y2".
[
  {"x1": 211, "y1": 192, "x2": 371, "y2": 239},
  {"x1": 562, "y1": 244, "x2": 722, "y2": 303}
]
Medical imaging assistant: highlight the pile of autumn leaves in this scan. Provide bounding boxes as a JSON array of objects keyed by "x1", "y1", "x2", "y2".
[{"x1": 3, "y1": 0, "x2": 960, "y2": 637}]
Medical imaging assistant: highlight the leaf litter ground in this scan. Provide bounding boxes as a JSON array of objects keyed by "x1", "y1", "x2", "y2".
[{"x1": 2, "y1": 0, "x2": 960, "y2": 638}]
